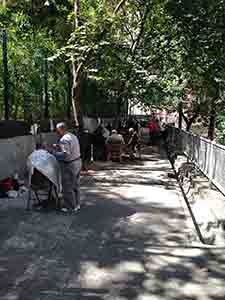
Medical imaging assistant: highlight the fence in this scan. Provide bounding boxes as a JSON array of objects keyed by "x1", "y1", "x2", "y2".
[
  {"x1": 168, "y1": 127, "x2": 225, "y2": 196},
  {"x1": 0, "y1": 133, "x2": 57, "y2": 181}
]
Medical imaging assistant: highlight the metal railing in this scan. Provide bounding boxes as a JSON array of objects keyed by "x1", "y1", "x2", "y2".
[{"x1": 168, "y1": 127, "x2": 225, "y2": 196}]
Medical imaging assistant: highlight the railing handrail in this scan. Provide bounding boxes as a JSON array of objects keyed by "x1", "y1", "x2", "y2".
[
  {"x1": 175, "y1": 127, "x2": 225, "y2": 150},
  {"x1": 168, "y1": 127, "x2": 225, "y2": 197}
]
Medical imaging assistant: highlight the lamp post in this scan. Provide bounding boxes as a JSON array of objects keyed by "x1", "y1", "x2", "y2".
[
  {"x1": 2, "y1": 29, "x2": 10, "y2": 120},
  {"x1": 42, "y1": 0, "x2": 52, "y2": 120},
  {"x1": 43, "y1": 52, "x2": 49, "y2": 119}
]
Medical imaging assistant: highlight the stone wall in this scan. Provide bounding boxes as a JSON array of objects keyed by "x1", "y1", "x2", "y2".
[{"x1": 0, "y1": 133, "x2": 57, "y2": 180}]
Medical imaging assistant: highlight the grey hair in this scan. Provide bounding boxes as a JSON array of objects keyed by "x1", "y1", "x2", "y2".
[
  {"x1": 56, "y1": 122, "x2": 66, "y2": 130},
  {"x1": 112, "y1": 129, "x2": 117, "y2": 134}
]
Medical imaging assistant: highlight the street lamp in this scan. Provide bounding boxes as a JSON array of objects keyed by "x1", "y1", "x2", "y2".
[{"x1": 2, "y1": 29, "x2": 10, "y2": 120}]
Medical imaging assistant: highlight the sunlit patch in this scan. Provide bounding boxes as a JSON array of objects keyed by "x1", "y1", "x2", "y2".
[
  {"x1": 171, "y1": 248, "x2": 204, "y2": 257},
  {"x1": 205, "y1": 277, "x2": 225, "y2": 296},
  {"x1": 181, "y1": 282, "x2": 207, "y2": 298},
  {"x1": 3, "y1": 236, "x2": 35, "y2": 250},
  {"x1": 78, "y1": 260, "x2": 145, "y2": 289},
  {"x1": 127, "y1": 213, "x2": 148, "y2": 223},
  {"x1": 79, "y1": 262, "x2": 115, "y2": 289},
  {"x1": 137, "y1": 293, "x2": 163, "y2": 300},
  {"x1": 115, "y1": 261, "x2": 144, "y2": 274}
]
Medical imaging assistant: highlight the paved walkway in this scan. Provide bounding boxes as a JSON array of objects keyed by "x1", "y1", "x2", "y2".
[{"x1": 0, "y1": 152, "x2": 225, "y2": 300}]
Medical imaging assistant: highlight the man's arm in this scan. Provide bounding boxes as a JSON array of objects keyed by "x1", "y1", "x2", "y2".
[{"x1": 54, "y1": 140, "x2": 71, "y2": 161}]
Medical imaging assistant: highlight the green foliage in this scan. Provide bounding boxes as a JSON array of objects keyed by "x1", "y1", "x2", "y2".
[
  {"x1": 1, "y1": 0, "x2": 225, "y2": 127},
  {"x1": 216, "y1": 114, "x2": 225, "y2": 144}
]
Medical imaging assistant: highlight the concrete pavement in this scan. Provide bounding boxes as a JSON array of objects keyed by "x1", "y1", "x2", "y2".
[{"x1": 0, "y1": 152, "x2": 225, "y2": 300}]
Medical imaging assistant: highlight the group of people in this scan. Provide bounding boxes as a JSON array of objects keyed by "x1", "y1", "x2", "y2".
[
  {"x1": 46, "y1": 120, "x2": 142, "y2": 212},
  {"x1": 79, "y1": 118, "x2": 142, "y2": 167},
  {"x1": 106, "y1": 127, "x2": 140, "y2": 161},
  {"x1": 44, "y1": 117, "x2": 164, "y2": 213}
]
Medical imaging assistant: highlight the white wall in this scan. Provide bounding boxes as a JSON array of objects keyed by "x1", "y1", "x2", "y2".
[{"x1": 0, "y1": 133, "x2": 57, "y2": 180}]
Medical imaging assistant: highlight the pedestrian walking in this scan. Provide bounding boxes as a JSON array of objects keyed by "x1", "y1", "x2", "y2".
[{"x1": 53, "y1": 122, "x2": 81, "y2": 212}]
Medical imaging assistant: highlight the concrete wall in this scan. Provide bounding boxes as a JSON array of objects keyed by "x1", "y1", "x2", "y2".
[{"x1": 0, "y1": 133, "x2": 57, "y2": 181}]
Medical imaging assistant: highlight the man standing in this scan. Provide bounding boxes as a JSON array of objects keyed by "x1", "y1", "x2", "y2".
[{"x1": 54, "y1": 122, "x2": 81, "y2": 212}]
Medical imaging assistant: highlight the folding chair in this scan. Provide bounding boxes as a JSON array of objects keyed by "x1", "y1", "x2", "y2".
[{"x1": 26, "y1": 168, "x2": 60, "y2": 210}]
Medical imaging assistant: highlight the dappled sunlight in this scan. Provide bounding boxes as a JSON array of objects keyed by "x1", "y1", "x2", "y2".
[
  {"x1": 1, "y1": 152, "x2": 225, "y2": 299},
  {"x1": 78, "y1": 260, "x2": 145, "y2": 290}
]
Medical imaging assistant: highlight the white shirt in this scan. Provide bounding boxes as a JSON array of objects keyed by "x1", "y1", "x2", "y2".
[{"x1": 59, "y1": 132, "x2": 80, "y2": 162}]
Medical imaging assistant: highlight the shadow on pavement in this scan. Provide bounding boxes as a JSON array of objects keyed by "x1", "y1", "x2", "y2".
[{"x1": 0, "y1": 152, "x2": 225, "y2": 300}]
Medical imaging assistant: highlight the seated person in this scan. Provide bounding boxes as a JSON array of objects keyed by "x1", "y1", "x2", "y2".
[
  {"x1": 106, "y1": 129, "x2": 125, "y2": 161},
  {"x1": 106, "y1": 129, "x2": 125, "y2": 145}
]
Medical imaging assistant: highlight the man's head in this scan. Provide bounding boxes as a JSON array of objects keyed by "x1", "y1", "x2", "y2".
[
  {"x1": 112, "y1": 129, "x2": 117, "y2": 135},
  {"x1": 56, "y1": 122, "x2": 66, "y2": 137},
  {"x1": 129, "y1": 128, "x2": 134, "y2": 133}
]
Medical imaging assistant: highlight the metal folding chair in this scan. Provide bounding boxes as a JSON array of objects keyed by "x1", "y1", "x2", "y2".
[{"x1": 26, "y1": 168, "x2": 60, "y2": 211}]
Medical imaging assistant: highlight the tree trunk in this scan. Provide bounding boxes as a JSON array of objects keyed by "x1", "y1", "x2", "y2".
[
  {"x1": 23, "y1": 95, "x2": 32, "y2": 126},
  {"x1": 71, "y1": 0, "x2": 81, "y2": 127},
  {"x1": 71, "y1": 59, "x2": 80, "y2": 126},
  {"x1": 52, "y1": 71, "x2": 60, "y2": 117},
  {"x1": 186, "y1": 121, "x2": 193, "y2": 132},
  {"x1": 43, "y1": 54, "x2": 49, "y2": 119},
  {"x1": 182, "y1": 113, "x2": 198, "y2": 132},
  {"x1": 74, "y1": 0, "x2": 80, "y2": 28},
  {"x1": 12, "y1": 71, "x2": 18, "y2": 120},
  {"x1": 66, "y1": 66, "x2": 72, "y2": 120},
  {"x1": 182, "y1": 106, "x2": 200, "y2": 132},
  {"x1": 117, "y1": 3, "x2": 150, "y2": 110},
  {"x1": 117, "y1": 97, "x2": 123, "y2": 114},
  {"x1": 208, "y1": 98, "x2": 216, "y2": 140},
  {"x1": 2, "y1": 29, "x2": 10, "y2": 120},
  {"x1": 178, "y1": 102, "x2": 183, "y2": 129}
]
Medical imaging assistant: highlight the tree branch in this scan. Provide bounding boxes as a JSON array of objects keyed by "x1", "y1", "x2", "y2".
[
  {"x1": 114, "y1": 0, "x2": 127, "y2": 15},
  {"x1": 118, "y1": 2, "x2": 151, "y2": 99}
]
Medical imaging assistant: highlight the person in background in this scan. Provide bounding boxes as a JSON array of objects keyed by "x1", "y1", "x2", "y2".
[
  {"x1": 106, "y1": 123, "x2": 112, "y2": 134},
  {"x1": 93, "y1": 123, "x2": 107, "y2": 161},
  {"x1": 148, "y1": 117, "x2": 161, "y2": 146},
  {"x1": 127, "y1": 128, "x2": 140, "y2": 159},
  {"x1": 106, "y1": 129, "x2": 125, "y2": 145},
  {"x1": 53, "y1": 122, "x2": 81, "y2": 212},
  {"x1": 79, "y1": 129, "x2": 93, "y2": 171},
  {"x1": 102, "y1": 124, "x2": 110, "y2": 140},
  {"x1": 106, "y1": 129, "x2": 125, "y2": 161}
]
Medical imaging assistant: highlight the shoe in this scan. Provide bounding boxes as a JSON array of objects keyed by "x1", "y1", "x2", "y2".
[{"x1": 73, "y1": 205, "x2": 81, "y2": 212}]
